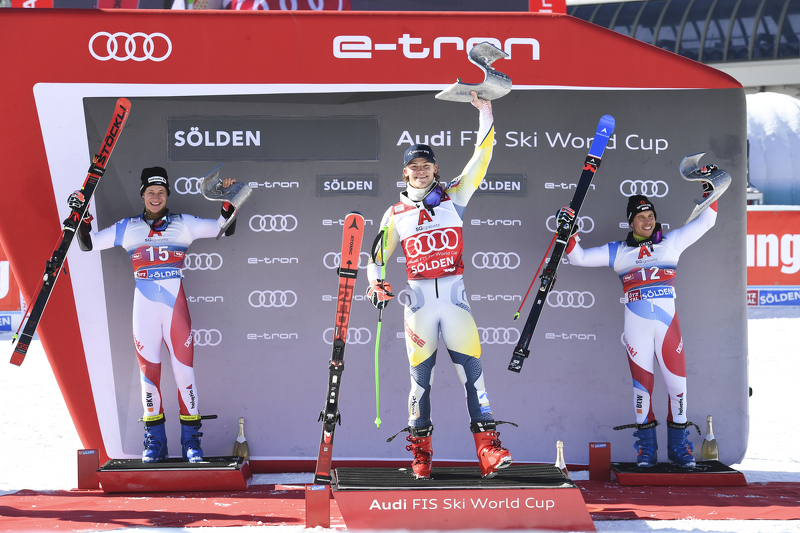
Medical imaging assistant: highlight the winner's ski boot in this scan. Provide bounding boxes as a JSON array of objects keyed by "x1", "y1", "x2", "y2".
[
  {"x1": 471, "y1": 421, "x2": 512, "y2": 478},
  {"x1": 180, "y1": 415, "x2": 204, "y2": 463},
  {"x1": 667, "y1": 421, "x2": 697, "y2": 468},
  {"x1": 632, "y1": 420, "x2": 659, "y2": 467},
  {"x1": 405, "y1": 426, "x2": 433, "y2": 479},
  {"x1": 142, "y1": 414, "x2": 169, "y2": 463}
]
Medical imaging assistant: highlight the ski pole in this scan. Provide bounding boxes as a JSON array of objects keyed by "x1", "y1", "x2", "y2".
[
  {"x1": 513, "y1": 233, "x2": 557, "y2": 320},
  {"x1": 370, "y1": 228, "x2": 388, "y2": 428}
]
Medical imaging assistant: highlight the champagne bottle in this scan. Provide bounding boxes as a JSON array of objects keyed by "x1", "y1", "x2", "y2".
[
  {"x1": 232, "y1": 417, "x2": 250, "y2": 462},
  {"x1": 701, "y1": 415, "x2": 719, "y2": 461},
  {"x1": 555, "y1": 440, "x2": 569, "y2": 478}
]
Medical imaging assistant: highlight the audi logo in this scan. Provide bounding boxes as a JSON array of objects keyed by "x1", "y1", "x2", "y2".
[
  {"x1": 471, "y1": 252, "x2": 521, "y2": 270},
  {"x1": 183, "y1": 253, "x2": 223, "y2": 271},
  {"x1": 248, "y1": 290, "x2": 298, "y2": 308},
  {"x1": 547, "y1": 291, "x2": 595, "y2": 308},
  {"x1": 478, "y1": 327, "x2": 520, "y2": 344},
  {"x1": 323, "y1": 251, "x2": 370, "y2": 270},
  {"x1": 546, "y1": 215, "x2": 595, "y2": 234},
  {"x1": 619, "y1": 180, "x2": 669, "y2": 197},
  {"x1": 89, "y1": 32, "x2": 172, "y2": 62},
  {"x1": 249, "y1": 215, "x2": 298, "y2": 232},
  {"x1": 192, "y1": 329, "x2": 222, "y2": 347},
  {"x1": 404, "y1": 229, "x2": 460, "y2": 258},
  {"x1": 323, "y1": 327, "x2": 371, "y2": 345},
  {"x1": 174, "y1": 177, "x2": 202, "y2": 195}
]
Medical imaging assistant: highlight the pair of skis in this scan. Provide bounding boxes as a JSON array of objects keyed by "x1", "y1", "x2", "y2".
[
  {"x1": 11, "y1": 98, "x2": 131, "y2": 366},
  {"x1": 313, "y1": 212, "x2": 365, "y2": 484},
  {"x1": 508, "y1": 114, "x2": 616, "y2": 373}
]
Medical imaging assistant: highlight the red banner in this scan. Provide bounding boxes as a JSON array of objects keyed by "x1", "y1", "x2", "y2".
[
  {"x1": 0, "y1": 241, "x2": 21, "y2": 312},
  {"x1": 747, "y1": 208, "x2": 800, "y2": 286}
]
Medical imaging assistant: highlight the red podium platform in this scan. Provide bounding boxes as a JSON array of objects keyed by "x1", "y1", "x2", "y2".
[
  {"x1": 611, "y1": 460, "x2": 747, "y2": 486},
  {"x1": 96, "y1": 456, "x2": 252, "y2": 493},
  {"x1": 331, "y1": 464, "x2": 595, "y2": 531}
]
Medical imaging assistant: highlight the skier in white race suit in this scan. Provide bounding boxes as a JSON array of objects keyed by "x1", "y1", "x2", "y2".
[
  {"x1": 68, "y1": 167, "x2": 237, "y2": 463},
  {"x1": 365, "y1": 91, "x2": 513, "y2": 479},
  {"x1": 558, "y1": 179, "x2": 720, "y2": 468}
]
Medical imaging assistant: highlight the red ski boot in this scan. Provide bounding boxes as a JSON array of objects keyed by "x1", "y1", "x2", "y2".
[
  {"x1": 405, "y1": 426, "x2": 433, "y2": 479},
  {"x1": 472, "y1": 422, "x2": 512, "y2": 478}
]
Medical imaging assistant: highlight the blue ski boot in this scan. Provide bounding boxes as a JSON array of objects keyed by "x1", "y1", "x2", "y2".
[
  {"x1": 180, "y1": 415, "x2": 204, "y2": 463},
  {"x1": 667, "y1": 421, "x2": 697, "y2": 468},
  {"x1": 142, "y1": 414, "x2": 168, "y2": 463},
  {"x1": 632, "y1": 420, "x2": 658, "y2": 467}
]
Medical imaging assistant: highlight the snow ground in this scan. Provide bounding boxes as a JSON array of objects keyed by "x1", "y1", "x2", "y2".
[{"x1": 2, "y1": 311, "x2": 799, "y2": 532}]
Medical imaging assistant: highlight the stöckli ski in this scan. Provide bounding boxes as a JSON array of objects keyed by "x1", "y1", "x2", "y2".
[
  {"x1": 11, "y1": 98, "x2": 131, "y2": 366},
  {"x1": 508, "y1": 115, "x2": 615, "y2": 373},
  {"x1": 314, "y1": 211, "x2": 365, "y2": 484}
]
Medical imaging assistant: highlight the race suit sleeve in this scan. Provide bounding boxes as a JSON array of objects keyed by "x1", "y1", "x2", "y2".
[
  {"x1": 566, "y1": 239, "x2": 615, "y2": 268},
  {"x1": 89, "y1": 220, "x2": 126, "y2": 251},
  {"x1": 663, "y1": 200, "x2": 717, "y2": 253},
  {"x1": 444, "y1": 104, "x2": 494, "y2": 213},
  {"x1": 183, "y1": 214, "x2": 228, "y2": 240},
  {"x1": 367, "y1": 205, "x2": 399, "y2": 284}
]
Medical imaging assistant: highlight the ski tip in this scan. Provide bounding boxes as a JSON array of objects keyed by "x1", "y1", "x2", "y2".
[{"x1": 117, "y1": 97, "x2": 132, "y2": 108}]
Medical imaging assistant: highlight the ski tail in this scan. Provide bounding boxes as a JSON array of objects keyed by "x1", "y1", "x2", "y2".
[
  {"x1": 508, "y1": 115, "x2": 615, "y2": 373},
  {"x1": 314, "y1": 211, "x2": 365, "y2": 484},
  {"x1": 11, "y1": 98, "x2": 131, "y2": 366}
]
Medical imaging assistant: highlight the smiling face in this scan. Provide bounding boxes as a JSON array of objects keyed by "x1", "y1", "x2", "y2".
[
  {"x1": 142, "y1": 185, "x2": 169, "y2": 219},
  {"x1": 403, "y1": 158, "x2": 438, "y2": 190},
  {"x1": 631, "y1": 210, "x2": 656, "y2": 239}
]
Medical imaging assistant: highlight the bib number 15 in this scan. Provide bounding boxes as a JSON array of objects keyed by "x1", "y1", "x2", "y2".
[{"x1": 146, "y1": 246, "x2": 170, "y2": 262}]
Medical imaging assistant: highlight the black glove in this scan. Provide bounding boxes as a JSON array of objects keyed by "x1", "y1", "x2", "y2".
[
  {"x1": 556, "y1": 206, "x2": 576, "y2": 230},
  {"x1": 221, "y1": 201, "x2": 235, "y2": 219},
  {"x1": 68, "y1": 190, "x2": 86, "y2": 211}
]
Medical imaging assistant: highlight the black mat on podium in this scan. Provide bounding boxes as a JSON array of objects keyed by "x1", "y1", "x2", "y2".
[
  {"x1": 611, "y1": 460, "x2": 740, "y2": 475},
  {"x1": 335, "y1": 464, "x2": 574, "y2": 490},
  {"x1": 100, "y1": 456, "x2": 246, "y2": 471}
]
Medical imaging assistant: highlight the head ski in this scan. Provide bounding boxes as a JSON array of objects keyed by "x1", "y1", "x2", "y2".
[
  {"x1": 508, "y1": 115, "x2": 615, "y2": 373},
  {"x1": 11, "y1": 98, "x2": 131, "y2": 366},
  {"x1": 314, "y1": 211, "x2": 365, "y2": 484}
]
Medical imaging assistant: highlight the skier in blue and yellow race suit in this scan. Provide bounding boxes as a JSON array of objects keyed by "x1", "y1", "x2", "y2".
[{"x1": 366, "y1": 92, "x2": 513, "y2": 479}]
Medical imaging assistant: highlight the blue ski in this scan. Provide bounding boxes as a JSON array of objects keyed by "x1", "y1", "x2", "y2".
[{"x1": 509, "y1": 115, "x2": 615, "y2": 373}]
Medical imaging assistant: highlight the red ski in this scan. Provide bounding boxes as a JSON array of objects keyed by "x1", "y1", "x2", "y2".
[
  {"x1": 314, "y1": 211, "x2": 365, "y2": 484},
  {"x1": 11, "y1": 98, "x2": 131, "y2": 366}
]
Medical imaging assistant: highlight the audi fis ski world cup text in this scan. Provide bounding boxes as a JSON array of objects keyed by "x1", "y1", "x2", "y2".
[{"x1": 366, "y1": 496, "x2": 555, "y2": 511}]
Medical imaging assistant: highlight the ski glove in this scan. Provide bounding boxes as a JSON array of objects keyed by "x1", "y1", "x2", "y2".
[
  {"x1": 68, "y1": 190, "x2": 92, "y2": 221},
  {"x1": 367, "y1": 280, "x2": 394, "y2": 309},
  {"x1": 556, "y1": 206, "x2": 576, "y2": 231}
]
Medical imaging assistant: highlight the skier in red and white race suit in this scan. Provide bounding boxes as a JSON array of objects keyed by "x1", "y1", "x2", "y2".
[
  {"x1": 560, "y1": 188, "x2": 718, "y2": 468},
  {"x1": 69, "y1": 167, "x2": 236, "y2": 463},
  {"x1": 366, "y1": 92, "x2": 513, "y2": 479}
]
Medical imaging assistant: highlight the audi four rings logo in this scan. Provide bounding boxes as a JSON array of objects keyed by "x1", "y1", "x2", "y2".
[
  {"x1": 546, "y1": 215, "x2": 595, "y2": 233},
  {"x1": 323, "y1": 327, "x2": 372, "y2": 345},
  {"x1": 183, "y1": 253, "x2": 223, "y2": 271},
  {"x1": 248, "y1": 290, "x2": 298, "y2": 308},
  {"x1": 405, "y1": 229, "x2": 460, "y2": 258},
  {"x1": 472, "y1": 252, "x2": 521, "y2": 270},
  {"x1": 547, "y1": 291, "x2": 595, "y2": 308},
  {"x1": 89, "y1": 32, "x2": 172, "y2": 62},
  {"x1": 619, "y1": 180, "x2": 669, "y2": 197},
  {"x1": 478, "y1": 327, "x2": 520, "y2": 344},
  {"x1": 192, "y1": 329, "x2": 222, "y2": 346},
  {"x1": 249, "y1": 215, "x2": 298, "y2": 232},
  {"x1": 323, "y1": 251, "x2": 371, "y2": 270},
  {"x1": 174, "y1": 177, "x2": 202, "y2": 195}
]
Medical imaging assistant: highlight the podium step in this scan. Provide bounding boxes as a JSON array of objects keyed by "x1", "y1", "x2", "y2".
[
  {"x1": 611, "y1": 460, "x2": 747, "y2": 486},
  {"x1": 331, "y1": 464, "x2": 595, "y2": 531},
  {"x1": 97, "y1": 456, "x2": 251, "y2": 493}
]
